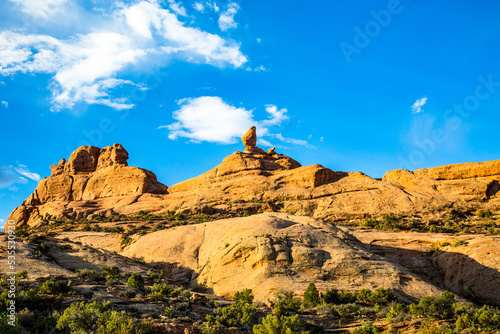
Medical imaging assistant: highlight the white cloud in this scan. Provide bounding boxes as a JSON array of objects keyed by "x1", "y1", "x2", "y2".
[
  {"x1": 218, "y1": 3, "x2": 240, "y2": 31},
  {"x1": 0, "y1": 164, "x2": 40, "y2": 188},
  {"x1": 193, "y1": 2, "x2": 205, "y2": 12},
  {"x1": 0, "y1": 0, "x2": 247, "y2": 110},
  {"x1": 8, "y1": 0, "x2": 67, "y2": 20},
  {"x1": 208, "y1": 1, "x2": 220, "y2": 12},
  {"x1": 167, "y1": 0, "x2": 187, "y2": 16},
  {"x1": 256, "y1": 38, "x2": 262, "y2": 43},
  {"x1": 411, "y1": 97, "x2": 428, "y2": 114},
  {"x1": 320, "y1": 136, "x2": 324, "y2": 142},
  {"x1": 161, "y1": 96, "x2": 253, "y2": 143},
  {"x1": 159, "y1": 96, "x2": 309, "y2": 147},
  {"x1": 14, "y1": 164, "x2": 41, "y2": 182},
  {"x1": 261, "y1": 104, "x2": 288, "y2": 126},
  {"x1": 272, "y1": 133, "x2": 310, "y2": 147},
  {"x1": 1, "y1": 100, "x2": 7, "y2": 108}
]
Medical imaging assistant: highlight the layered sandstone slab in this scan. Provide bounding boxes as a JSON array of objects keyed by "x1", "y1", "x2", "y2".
[{"x1": 122, "y1": 213, "x2": 442, "y2": 302}]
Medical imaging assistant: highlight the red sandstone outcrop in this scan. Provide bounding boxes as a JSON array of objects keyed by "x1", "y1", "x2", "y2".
[
  {"x1": 7, "y1": 127, "x2": 500, "y2": 227},
  {"x1": 8, "y1": 143, "x2": 168, "y2": 226}
]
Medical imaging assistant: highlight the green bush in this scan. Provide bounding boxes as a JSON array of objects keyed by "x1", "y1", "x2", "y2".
[
  {"x1": 76, "y1": 269, "x2": 99, "y2": 280},
  {"x1": 303, "y1": 283, "x2": 320, "y2": 309},
  {"x1": 102, "y1": 265, "x2": 120, "y2": 283},
  {"x1": 126, "y1": 273, "x2": 145, "y2": 290},
  {"x1": 233, "y1": 289, "x2": 254, "y2": 304},
  {"x1": 56, "y1": 301, "x2": 147, "y2": 333},
  {"x1": 476, "y1": 209, "x2": 493, "y2": 219},
  {"x1": 215, "y1": 301, "x2": 257, "y2": 328},
  {"x1": 320, "y1": 287, "x2": 341, "y2": 304},
  {"x1": 369, "y1": 288, "x2": 396, "y2": 305},
  {"x1": 352, "y1": 321, "x2": 380, "y2": 334},
  {"x1": 110, "y1": 226, "x2": 125, "y2": 233},
  {"x1": 147, "y1": 283, "x2": 174, "y2": 301},
  {"x1": 455, "y1": 305, "x2": 500, "y2": 332},
  {"x1": 272, "y1": 290, "x2": 302, "y2": 316},
  {"x1": 333, "y1": 303, "x2": 359, "y2": 318},
  {"x1": 39, "y1": 278, "x2": 66, "y2": 294},
  {"x1": 253, "y1": 314, "x2": 307, "y2": 334},
  {"x1": 410, "y1": 291, "x2": 455, "y2": 319}
]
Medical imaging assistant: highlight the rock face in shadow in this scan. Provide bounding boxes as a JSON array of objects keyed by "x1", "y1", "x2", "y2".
[
  {"x1": 122, "y1": 213, "x2": 442, "y2": 302},
  {"x1": 8, "y1": 144, "x2": 168, "y2": 226}
]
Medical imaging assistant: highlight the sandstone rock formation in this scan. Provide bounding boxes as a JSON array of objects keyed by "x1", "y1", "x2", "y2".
[
  {"x1": 8, "y1": 144, "x2": 168, "y2": 226},
  {"x1": 121, "y1": 213, "x2": 441, "y2": 302},
  {"x1": 7, "y1": 127, "x2": 500, "y2": 228}
]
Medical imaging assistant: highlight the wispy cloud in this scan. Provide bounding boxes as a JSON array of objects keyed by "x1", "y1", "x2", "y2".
[
  {"x1": 1, "y1": 100, "x2": 7, "y2": 108},
  {"x1": 193, "y1": 2, "x2": 205, "y2": 12},
  {"x1": 8, "y1": 0, "x2": 67, "y2": 19},
  {"x1": 218, "y1": 3, "x2": 240, "y2": 31},
  {"x1": 411, "y1": 97, "x2": 428, "y2": 114},
  {"x1": 0, "y1": 164, "x2": 40, "y2": 188},
  {"x1": 167, "y1": 0, "x2": 187, "y2": 16},
  {"x1": 159, "y1": 96, "x2": 309, "y2": 147},
  {"x1": 272, "y1": 133, "x2": 311, "y2": 147},
  {"x1": 0, "y1": 0, "x2": 247, "y2": 111}
]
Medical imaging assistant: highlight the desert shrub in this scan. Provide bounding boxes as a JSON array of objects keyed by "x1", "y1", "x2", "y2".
[
  {"x1": 110, "y1": 226, "x2": 125, "y2": 233},
  {"x1": 56, "y1": 301, "x2": 146, "y2": 333},
  {"x1": 356, "y1": 289, "x2": 373, "y2": 305},
  {"x1": 455, "y1": 305, "x2": 500, "y2": 332},
  {"x1": 147, "y1": 283, "x2": 174, "y2": 301},
  {"x1": 15, "y1": 270, "x2": 27, "y2": 279},
  {"x1": 352, "y1": 321, "x2": 380, "y2": 334},
  {"x1": 0, "y1": 312, "x2": 21, "y2": 333},
  {"x1": 333, "y1": 303, "x2": 359, "y2": 318},
  {"x1": 385, "y1": 303, "x2": 410, "y2": 324},
  {"x1": 39, "y1": 278, "x2": 66, "y2": 294},
  {"x1": 102, "y1": 265, "x2": 120, "y2": 283},
  {"x1": 214, "y1": 301, "x2": 257, "y2": 328},
  {"x1": 118, "y1": 290, "x2": 137, "y2": 299},
  {"x1": 253, "y1": 314, "x2": 306, "y2": 334},
  {"x1": 76, "y1": 269, "x2": 99, "y2": 280},
  {"x1": 410, "y1": 291, "x2": 455, "y2": 319},
  {"x1": 82, "y1": 223, "x2": 91, "y2": 231},
  {"x1": 38, "y1": 242, "x2": 50, "y2": 254},
  {"x1": 233, "y1": 288, "x2": 254, "y2": 304},
  {"x1": 121, "y1": 237, "x2": 133, "y2": 245},
  {"x1": 32, "y1": 311, "x2": 59, "y2": 333},
  {"x1": 360, "y1": 218, "x2": 378, "y2": 228},
  {"x1": 369, "y1": 287, "x2": 396, "y2": 305},
  {"x1": 126, "y1": 273, "x2": 145, "y2": 290},
  {"x1": 17, "y1": 289, "x2": 38, "y2": 309},
  {"x1": 429, "y1": 225, "x2": 438, "y2": 233},
  {"x1": 303, "y1": 283, "x2": 320, "y2": 309},
  {"x1": 476, "y1": 209, "x2": 493, "y2": 219},
  {"x1": 191, "y1": 282, "x2": 208, "y2": 293},
  {"x1": 272, "y1": 290, "x2": 302, "y2": 316},
  {"x1": 320, "y1": 287, "x2": 341, "y2": 304}
]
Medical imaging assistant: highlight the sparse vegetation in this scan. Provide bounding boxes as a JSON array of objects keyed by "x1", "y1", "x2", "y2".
[{"x1": 126, "y1": 273, "x2": 145, "y2": 290}]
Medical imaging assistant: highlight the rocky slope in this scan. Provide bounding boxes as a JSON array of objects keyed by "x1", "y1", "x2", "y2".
[{"x1": 5, "y1": 127, "x2": 500, "y2": 307}]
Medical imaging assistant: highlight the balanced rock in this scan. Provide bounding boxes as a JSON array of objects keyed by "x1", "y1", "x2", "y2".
[{"x1": 242, "y1": 126, "x2": 257, "y2": 149}]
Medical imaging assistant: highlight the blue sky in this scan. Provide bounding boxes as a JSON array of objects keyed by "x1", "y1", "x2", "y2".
[{"x1": 1, "y1": 0, "x2": 500, "y2": 225}]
